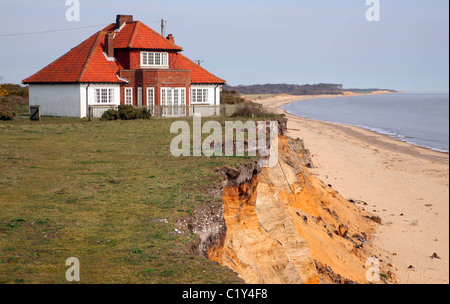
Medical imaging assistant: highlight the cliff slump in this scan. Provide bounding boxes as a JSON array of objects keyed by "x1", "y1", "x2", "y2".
[{"x1": 179, "y1": 121, "x2": 387, "y2": 284}]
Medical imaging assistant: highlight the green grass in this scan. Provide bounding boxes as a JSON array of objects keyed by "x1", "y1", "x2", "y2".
[{"x1": 0, "y1": 117, "x2": 253, "y2": 284}]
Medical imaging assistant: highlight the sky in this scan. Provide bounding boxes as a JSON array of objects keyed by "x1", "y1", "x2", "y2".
[{"x1": 0, "y1": 0, "x2": 448, "y2": 93}]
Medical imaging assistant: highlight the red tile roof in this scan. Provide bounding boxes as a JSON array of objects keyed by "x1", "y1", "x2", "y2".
[
  {"x1": 23, "y1": 17, "x2": 225, "y2": 84},
  {"x1": 108, "y1": 21, "x2": 183, "y2": 51},
  {"x1": 171, "y1": 53, "x2": 226, "y2": 84},
  {"x1": 23, "y1": 31, "x2": 124, "y2": 84}
]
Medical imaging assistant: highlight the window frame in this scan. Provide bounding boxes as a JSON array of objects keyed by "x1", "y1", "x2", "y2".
[
  {"x1": 147, "y1": 87, "x2": 155, "y2": 107},
  {"x1": 137, "y1": 87, "x2": 142, "y2": 106},
  {"x1": 94, "y1": 88, "x2": 115, "y2": 104},
  {"x1": 125, "y1": 87, "x2": 133, "y2": 105},
  {"x1": 141, "y1": 52, "x2": 169, "y2": 68},
  {"x1": 191, "y1": 88, "x2": 209, "y2": 104}
]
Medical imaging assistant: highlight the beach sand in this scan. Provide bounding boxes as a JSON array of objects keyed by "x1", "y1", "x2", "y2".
[{"x1": 254, "y1": 94, "x2": 449, "y2": 284}]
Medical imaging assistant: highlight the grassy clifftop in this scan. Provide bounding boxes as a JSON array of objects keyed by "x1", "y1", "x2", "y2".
[{"x1": 0, "y1": 117, "x2": 254, "y2": 284}]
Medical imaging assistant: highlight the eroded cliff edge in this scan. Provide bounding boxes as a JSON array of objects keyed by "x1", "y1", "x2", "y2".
[{"x1": 178, "y1": 120, "x2": 393, "y2": 284}]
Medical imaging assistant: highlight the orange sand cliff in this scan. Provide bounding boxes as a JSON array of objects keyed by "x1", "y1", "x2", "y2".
[{"x1": 208, "y1": 135, "x2": 393, "y2": 284}]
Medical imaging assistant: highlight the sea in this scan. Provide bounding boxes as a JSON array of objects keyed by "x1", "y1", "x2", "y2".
[{"x1": 282, "y1": 93, "x2": 450, "y2": 153}]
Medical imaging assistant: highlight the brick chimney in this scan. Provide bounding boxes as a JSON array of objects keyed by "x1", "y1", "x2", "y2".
[
  {"x1": 116, "y1": 15, "x2": 133, "y2": 29},
  {"x1": 166, "y1": 34, "x2": 175, "y2": 44},
  {"x1": 105, "y1": 32, "x2": 114, "y2": 58}
]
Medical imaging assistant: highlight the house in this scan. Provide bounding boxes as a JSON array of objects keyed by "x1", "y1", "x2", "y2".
[{"x1": 22, "y1": 15, "x2": 226, "y2": 118}]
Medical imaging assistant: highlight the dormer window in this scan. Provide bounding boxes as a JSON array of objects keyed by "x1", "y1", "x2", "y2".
[{"x1": 141, "y1": 52, "x2": 169, "y2": 68}]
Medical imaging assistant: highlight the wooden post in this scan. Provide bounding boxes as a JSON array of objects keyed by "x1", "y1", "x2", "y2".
[
  {"x1": 88, "y1": 106, "x2": 94, "y2": 121},
  {"x1": 29, "y1": 105, "x2": 41, "y2": 122}
]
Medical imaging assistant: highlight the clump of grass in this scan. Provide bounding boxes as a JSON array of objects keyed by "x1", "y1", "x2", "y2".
[{"x1": 6, "y1": 218, "x2": 26, "y2": 228}]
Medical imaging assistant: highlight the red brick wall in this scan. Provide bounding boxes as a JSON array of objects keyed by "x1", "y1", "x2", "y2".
[
  {"x1": 118, "y1": 69, "x2": 191, "y2": 106},
  {"x1": 115, "y1": 50, "x2": 131, "y2": 69}
]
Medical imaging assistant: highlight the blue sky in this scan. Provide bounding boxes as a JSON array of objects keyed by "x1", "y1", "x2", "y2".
[{"x1": 0, "y1": 0, "x2": 448, "y2": 93}]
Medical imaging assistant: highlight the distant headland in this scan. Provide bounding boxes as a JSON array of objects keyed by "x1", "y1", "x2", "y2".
[{"x1": 223, "y1": 83, "x2": 399, "y2": 96}]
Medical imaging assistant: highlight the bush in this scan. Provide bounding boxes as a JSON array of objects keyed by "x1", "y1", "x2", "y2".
[
  {"x1": 101, "y1": 105, "x2": 152, "y2": 121},
  {"x1": 230, "y1": 104, "x2": 284, "y2": 119},
  {"x1": 221, "y1": 89, "x2": 245, "y2": 105},
  {"x1": 0, "y1": 98, "x2": 16, "y2": 120},
  {"x1": 0, "y1": 84, "x2": 29, "y2": 97},
  {"x1": 231, "y1": 104, "x2": 265, "y2": 118},
  {"x1": 101, "y1": 109, "x2": 120, "y2": 121}
]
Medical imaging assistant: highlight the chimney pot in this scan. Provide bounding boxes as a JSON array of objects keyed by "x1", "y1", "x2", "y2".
[
  {"x1": 116, "y1": 15, "x2": 133, "y2": 29},
  {"x1": 166, "y1": 34, "x2": 175, "y2": 44}
]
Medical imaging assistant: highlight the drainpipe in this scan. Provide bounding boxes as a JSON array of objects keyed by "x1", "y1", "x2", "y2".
[
  {"x1": 86, "y1": 83, "x2": 91, "y2": 119},
  {"x1": 214, "y1": 84, "x2": 219, "y2": 105}
]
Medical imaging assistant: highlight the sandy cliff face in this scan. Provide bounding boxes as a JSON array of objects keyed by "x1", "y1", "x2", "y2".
[
  {"x1": 207, "y1": 135, "x2": 387, "y2": 284},
  {"x1": 178, "y1": 120, "x2": 393, "y2": 284}
]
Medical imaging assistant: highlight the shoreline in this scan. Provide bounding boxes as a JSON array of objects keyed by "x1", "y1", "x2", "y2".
[
  {"x1": 254, "y1": 93, "x2": 450, "y2": 284},
  {"x1": 253, "y1": 92, "x2": 449, "y2": 155}
]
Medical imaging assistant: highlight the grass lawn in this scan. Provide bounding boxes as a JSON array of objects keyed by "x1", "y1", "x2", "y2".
[{"x1": 0, "y1": 117, "x2": 252, "y2": 284}]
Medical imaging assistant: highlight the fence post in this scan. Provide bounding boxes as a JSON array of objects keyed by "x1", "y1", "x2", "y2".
[{"x1": 88, "y1": 106, "x2": 94, "y2": 121}]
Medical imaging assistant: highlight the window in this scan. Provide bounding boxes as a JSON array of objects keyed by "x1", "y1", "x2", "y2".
[
  {"x1": 125, "y1": 88, "x2": 133, "y2": 105},
  {"x1": 94, "y1": 88, "x2": 114, "y2": 104},
  {"x1": 137, "y1": 87, "x2": 142, "y2": 106},
  {"x1": 161, "y1": 88, "x2": 186, "y2": 106},
  {"x1": 141, "y1": 52, "x2": 169, "y2": 67},
  {"x1": 161, "y1": 88, "x2": 186, "y2": 117},
  {"x1": 191, "y1": 88, "x2": 209, "y2": 103},
  {"x1": 147, "y1": 88, "x2": 155, "y2": 106}
]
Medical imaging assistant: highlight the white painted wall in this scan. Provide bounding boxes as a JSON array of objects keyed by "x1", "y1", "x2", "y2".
[
  {"x1": 190, "y1": 84, "x2": 221, "y2": 106},
  {"x1": 80, "y1": 84, "x2": 121, "y2": 118},
  {"x1": 29, "y1": 84, "x2": 82, "y2": 117}
]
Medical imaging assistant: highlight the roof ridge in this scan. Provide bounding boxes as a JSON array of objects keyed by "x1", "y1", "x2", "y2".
[
  {"x1": 78, "y1": 31, "x2": 103, "y2": 82},
  {"x1": 128, "y1": 21, "x2": 140, "y2": 48}
]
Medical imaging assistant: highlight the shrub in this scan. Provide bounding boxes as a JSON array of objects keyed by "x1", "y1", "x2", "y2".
[
  {"x1": 231, "y1": 104, "x2": 265, "y2": 118},
  {"x1": 0, "y1": 84, "x2": 29, "y2": 97},
  {"x1": 0, "y1": 98, "x2": 16, "y2": 120},
  {"x1": 230, "y1": 104, "x2": 285, "y2": 119},
  {"x1": 101, "y1": 109, "x2": 120, "y2": 121},
  {"x1": 221, "y1": 89, "x2": 245, "y2": 105},
  {"x1": 101, "y1": 105, "x2": 152, "y2": 121}
]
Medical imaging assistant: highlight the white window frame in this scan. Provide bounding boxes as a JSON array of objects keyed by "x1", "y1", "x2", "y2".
[
  {"x1": 191, "y1": 88, "x2": 209, "y2": 104},
  {"x1": 94, "y1": 88, "x2": 115, "y2": 104},
  {"x1": 147, "y1": 87, "x2": 155, "y2": 106},
  {"x1": 137, "y1": 87, "x2": 142, "y2": 106},
  {"x1": 125, "y1": 88, "x2": 133, "y2": 105},
  {"x1": 161, "y1": 87, "x2": 187, "y2": 117},
  {"x1": 141, "y1": 52, "x2": 169, "y2": 68},
  {"x1": 161, "y1": 88, "x2": 186, "y2": 106}
]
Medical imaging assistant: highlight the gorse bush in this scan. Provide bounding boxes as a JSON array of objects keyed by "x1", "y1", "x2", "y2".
[
  {"x1": 101, "y1": 105, "x2": 152, "y2": 121},
  {"x1": 0, "y1": 84, "x2": 29, "y2": 97}
]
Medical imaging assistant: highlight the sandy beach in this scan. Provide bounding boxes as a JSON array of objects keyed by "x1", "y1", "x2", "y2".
[{"x1": 254, "y1": 94, "x2": 449, "y2": 284}]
